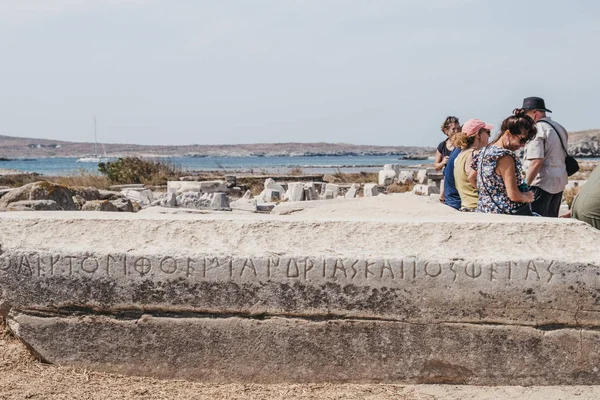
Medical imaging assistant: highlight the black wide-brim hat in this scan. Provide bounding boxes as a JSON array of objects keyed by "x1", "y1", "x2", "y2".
[{"x1": 522, "y1": 97, "x2": 552, "y2": 113}]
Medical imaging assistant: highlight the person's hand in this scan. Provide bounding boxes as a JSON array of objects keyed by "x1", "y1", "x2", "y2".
[
  {"x1": 442, "y1": 156, "x2": 449, "y2": 166},
  {"x1": 559, "y1": 210, "x2": 572, "y2": 218},
  {"x1": 524, "y1": 191, "x2": 534, "y2": 203}
]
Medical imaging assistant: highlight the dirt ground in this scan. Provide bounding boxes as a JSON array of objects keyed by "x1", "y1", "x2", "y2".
[{"x1": 1, "y1": 320, "x2": 599, "y2": 400}]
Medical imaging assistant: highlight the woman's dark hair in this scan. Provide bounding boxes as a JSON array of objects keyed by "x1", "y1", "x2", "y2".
[
  {"x1": 440, "y1": 116, "x2": 459, "y2": 134},
  {"x1": 490, "y1": 108, "x2": 537, "y2": 145}
]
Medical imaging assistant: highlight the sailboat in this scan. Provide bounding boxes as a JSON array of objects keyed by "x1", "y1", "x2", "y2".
[{"x1": 77, "y1": 117, "x2": 110, "y2": 163}]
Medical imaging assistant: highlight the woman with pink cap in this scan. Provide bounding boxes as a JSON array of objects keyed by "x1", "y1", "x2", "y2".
[{"x1": 452, "y1": 119, "x2": 493, "y2": 211}]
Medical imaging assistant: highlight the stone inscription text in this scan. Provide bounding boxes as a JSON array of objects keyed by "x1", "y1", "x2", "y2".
[{"x1": 0, "y1": 252, "x2": 559, "y2": 285}]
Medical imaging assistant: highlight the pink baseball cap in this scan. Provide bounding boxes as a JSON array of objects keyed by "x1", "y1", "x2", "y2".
[{"x1": 462, "y1": 119, "x2": 494, "y2": 137}]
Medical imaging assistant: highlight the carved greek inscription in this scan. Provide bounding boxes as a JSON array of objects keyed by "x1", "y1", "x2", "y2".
[
  {"x1": 301, "y1": 258, "x2": 314, "y2": 280},
  {"x1": 134, "y1": 257, "x2": 151, "y2": 276},
  {"x1": 449, "y1": 262, "x2": 457, "y2": 282},
  {"x1": 287, "y1": 259, "x2": 300, "y2": 278},
  {"x1": 464, "y1": 262, "x2": 482, "y2": 279},
  {"x1": 380, "y1": 260, "x2": 394, "y2": 279},
  {"x1": 63, "y1": 255, "x2": 75, "y2": 276},
  {"x1": 241, "y1": 258, "x2": 257, "y2": 277},
  {"x1": 0, "y1": 252, "x2": 569, "y2": 288},
  {"x1": 106, "y1": 254, "x2": 126, "y2": 277},
  {"x1": 17, "y1": 255, "x2": 33, "y2": 277},
  {"x1": 160, "y1": 257, "x2": 177, "y2": 274},
  {"x1": 81, "y1": 256, "x2": 99, "y2": 274},
  {"x1": 364, "y1": 260, "x2": 376, "y2": 279},
  {"x1": 424, "y1": 262, "x2": 442, "y2": 278},
  {"x1": 186, "y1": 257, "x2": 196, "y2": 277},
  {"x1": 546, "y1": 261, "x2": 556, "y2": 283},
  {"x1": 267, "y1": 257, "x2": 280, "y2": 278},
  {"x1": 526, "y1": 261, "x2": 540, "y2": 281},
  {"x1": 490, "y1": 262, "x2": 499, "y2": 281}
]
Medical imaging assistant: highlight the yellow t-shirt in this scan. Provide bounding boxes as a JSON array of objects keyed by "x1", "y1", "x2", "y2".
[{"x1": 454, "y1": 149, "x2": 478, "y2": 210}]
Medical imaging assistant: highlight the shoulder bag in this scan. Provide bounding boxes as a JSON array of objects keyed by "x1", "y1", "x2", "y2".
[{"x1": 538, "y1": 120, "x2": 579, "y2": 176}]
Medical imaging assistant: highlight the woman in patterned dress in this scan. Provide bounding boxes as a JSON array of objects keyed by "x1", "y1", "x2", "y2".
[{"x1": 477, "y1": 109, "x2": 538, "y2": 214}]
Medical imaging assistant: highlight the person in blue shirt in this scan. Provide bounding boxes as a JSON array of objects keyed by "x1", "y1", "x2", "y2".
[{"x1": 443, "y1": 146, "x2": 462, "y2": 210}]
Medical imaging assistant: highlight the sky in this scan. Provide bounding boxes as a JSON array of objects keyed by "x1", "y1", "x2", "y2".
[{"x1": 1, "y1": 0, "x2": 599, "y2": 147}]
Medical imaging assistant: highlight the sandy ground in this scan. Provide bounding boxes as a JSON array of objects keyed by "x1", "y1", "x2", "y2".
[{"x1": 0, "y1": 320, "x2": 599, "y2": 400}]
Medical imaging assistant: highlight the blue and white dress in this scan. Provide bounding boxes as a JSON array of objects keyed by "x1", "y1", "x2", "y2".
[{"x1": 476, "y1": 145, "x2": 527, "y2": 214}]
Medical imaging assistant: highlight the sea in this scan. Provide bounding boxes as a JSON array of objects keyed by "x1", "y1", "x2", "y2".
[{"x1": 0, "y1": 155, "x2": 433, "y2": 176}]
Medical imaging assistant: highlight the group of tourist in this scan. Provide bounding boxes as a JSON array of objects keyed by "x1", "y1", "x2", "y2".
[{"x1": 435, "y1": 96, "x2": 600, "y2": 229}]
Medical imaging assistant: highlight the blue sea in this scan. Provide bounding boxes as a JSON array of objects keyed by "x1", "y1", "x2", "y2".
[{"x1": 0, "y1": 155, "x2": 433, "y2": 176}]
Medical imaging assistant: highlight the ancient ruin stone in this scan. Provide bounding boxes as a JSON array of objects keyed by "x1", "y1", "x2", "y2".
[
  {"x1": 81, "y1": 200, "x2": 119, "y2": 212},
  {"x1": 364, "y1": 183, "x2": 379, "y2": 197},
  {"x1": 1, "y1": 206, "x2": 600, "y2": 385},
  {"x1": 6, "y1": 200, "x2": 60, "y2": 211},
  {"x1": 0, "y1": 182, "x2": 76, "y2": 210},
  {"x1": 286, "y1": 183, "x2": 305, "y2": 202}
]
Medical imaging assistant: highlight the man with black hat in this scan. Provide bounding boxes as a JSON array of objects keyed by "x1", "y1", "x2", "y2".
[{"x1": 522, "y1": 96, "x2": 569, "y2": 217}]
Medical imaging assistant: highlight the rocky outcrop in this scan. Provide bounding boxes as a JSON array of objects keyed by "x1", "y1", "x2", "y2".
[
  {"x1": 569, "y1": 130, "x2": 600, "y2": 157},
  {"x1": 0, "y1": 181, "x2": 77, "y2": 210}
]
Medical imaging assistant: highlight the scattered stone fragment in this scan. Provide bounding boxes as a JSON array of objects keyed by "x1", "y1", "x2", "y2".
[
  {"x1": 286, "y1": 183, "x2": 305, "y2": 202},
  {"x1": 81, "y1": 200, "x2": 120, "y2": 212},
  {"x1": 379, "y1": 169, "x2": 396, "y2": 186},
  {"x1": 303, "y1": 183, "x2": 319, "y2": 201},
  {"x1": 416, "y1": 169, "x2": 428, "y2": 184},
  {"x1": 364, "y1": 183, "x2": 379, "y2": 197},
  {"x1": 6, "y1": 199, "x2": 60, "y2": 211},
  {"x1": 397, "y1": 171, "x2": 414, "y2": 185},
  {"x1": 111, "y1": 198, "x2": 135, "y2": 212},
  {"x1": 210, "y1": 193, "x2": 231, "y2": 211},
  {"x1": 345, "y1": 183, "x2": 359, "y2": 199}
]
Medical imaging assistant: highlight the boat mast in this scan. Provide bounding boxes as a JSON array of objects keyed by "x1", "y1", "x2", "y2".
[{"x1": 94, "y1": 116, "x2": 98, "y2": 156}]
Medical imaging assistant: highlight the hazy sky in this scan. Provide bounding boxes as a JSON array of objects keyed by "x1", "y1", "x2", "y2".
[{"x1": 1, "y1": 0, "x2": 599, "y2": 147}]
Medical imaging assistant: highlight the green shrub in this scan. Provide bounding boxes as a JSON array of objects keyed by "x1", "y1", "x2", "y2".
[{"x1": 98, "y1": 157, "x2": 180, "y2": 185}]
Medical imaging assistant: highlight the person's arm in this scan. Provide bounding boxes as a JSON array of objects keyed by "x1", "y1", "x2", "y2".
[
  {"x1": 496, "y1": 155, "x2": 534, "y2": 203},
  {"x1": 468, "y1": 170, "x2": 477, "y2": 188},
  {"x1": 559, "y1": 210, "x2": 572, "y2": 218},
  {"x1": 433, "y1": 150, "x2": 448, "y2": 171},
  {"x1": 525, "y1": 124, "x2": 546, "y2": 185},
  {"x1": 526, "y1": 159, "x2": 544, "y2": 186}
]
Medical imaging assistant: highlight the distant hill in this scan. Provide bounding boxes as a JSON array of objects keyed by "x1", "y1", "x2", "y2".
[
  {"x1": 0, "y1": 135, "x2": 434, "y2": 158},
  {"x1": 0, "y1": 129, "x2": 598, "y2": 158}
]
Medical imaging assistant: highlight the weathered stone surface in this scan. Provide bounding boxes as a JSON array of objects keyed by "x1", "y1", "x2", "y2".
[
  {"x1": 163, "y1": 192, "x2": 177, "y2": 207},
  {"x1": 98, "y1": 190, "x2": 125, "y2": 201},
  {"x1": 378, "y1": 170, "x2": 396, "y2": 186},
  {"x1": 121, "y1": 189, "x2": 153, "y2": 207},
  {"x1": 210, "y1": 193, "x2": 231, "y2": 211},
  {"x1": 416, "y1": 169, "x2": 428, "y2": 184},
  {"x1": 0, "y1": 188, "x2": 13, "y2": 199},
  {"x1": 71, "y1": 187, "x2": 101, "y2": 201},
  {"x1": 4, "y1": 200, "x2": 60, "y2": 211},
  {"x1": 397, "y1": 171, "x2": 414, "y2": 185},
  {"x1": 0, "y1": 182, "x2": 76, "y2": 210},
  {"x1": 285, "y1": 183, "x2": 305, "y2": 202},
  {"x1": 167, "y1": 181, "x2": 228, "y2": 195},
  {"x1": 303, "y1": 183, "x2": 319, "y2": 201},
  {"x1": 9, "y1": 312, "x2": 599, "y2": 385},
  {"x1": 1, "y1": 208, "x2": 600, "y2": 384},
  {"x1": 81, "y1": 200, "x2": 120, "y2": 212},
  {"x1": 345, "y1": 183, "x2": 358, "y2": 199},
  {"x1": 364, "y1": 183, "x2": 379, "y2": 197},
  {"x1": 111, "y1": 198, "x2": 135, "y2": 212},
  {"x1": 230, "y1": 197, "x2": 257, "y2": 212},
  {"x1": 413, "y1": 184, "x2": 440, "y2": 196}
]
